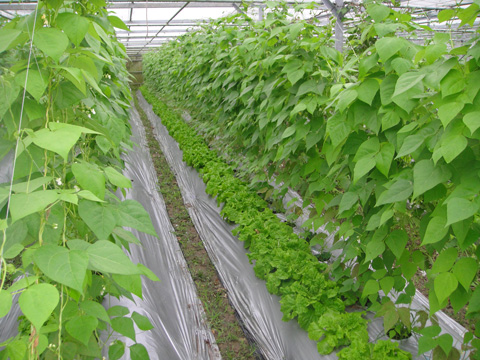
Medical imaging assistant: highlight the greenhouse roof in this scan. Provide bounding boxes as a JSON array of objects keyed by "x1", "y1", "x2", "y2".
[{"x1": 0, "y1": 0, "x2": 477, "y2": 59}]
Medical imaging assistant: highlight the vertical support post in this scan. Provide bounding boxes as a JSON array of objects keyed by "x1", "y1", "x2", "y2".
[
  {"x1": 258, "y1": 5, "x2": 264, "y2": 21},
  {"x1": 334, "y1": 0, "x2": 343, "y2": 53}
]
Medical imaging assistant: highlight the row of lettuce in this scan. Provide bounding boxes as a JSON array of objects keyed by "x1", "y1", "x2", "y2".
[
  {"x1": 0, "y1": 1, "x2": 156, "y2": 359},
  {"x1": 143, "y1": 0, "x2": 480, "y2": 358},
  {"x1": 142, "y1": 86, "x2": 411, "y2": 358}
]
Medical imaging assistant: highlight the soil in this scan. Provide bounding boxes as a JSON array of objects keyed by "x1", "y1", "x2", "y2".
[{"x1": 134, "y1": 92, "x2": 258, "y2": 360}]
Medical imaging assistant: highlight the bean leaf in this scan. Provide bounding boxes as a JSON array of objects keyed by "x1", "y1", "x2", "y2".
[
  {"x1": 130, "y1": 344, "x2": 149, "y2": 360},
  {"x1": 78, "y1": 200, "x2": 116, "y2": 239},
  {"x1": 72, "y1": 162, "x2": 105, "y2": 200},
  {"x1": 376, "y1": 37, "x2": 405, "y2": 61},
  {"x1": 393, "y1": 72, "x2": 425, "y2": 98},
  {"x1": 80, "y1": 300, "x2": 111, "y2": 324},
  {"x1": 0, "y1": 291, "x2": 12, "y2": 318},
  {"x1": 447, "y1": 197, "x2": 479, "y2": 225},
  {"x1": 87, "y1": 240, "x2": 141, "y2": 275},
  {"x1": 33, "y1": 27, "x2": 69, "y2": 63},
  {"x1": 66, "y1": 315, "x2": 98, "y2": 346},
  {"x1": 422, "y1": 216, "x2": 449, "y2": 245},
  {"x1": 9, "y1": 190, "x2": 59, "y2": 223},
  {"x1": 362, "y1": 279, "x2": 380, "y2": 298},
  {"x1": 111, "y1": 317, "x2": 136, "y2": 341},
  {"x1": 131, "y1": 312, "x2": 154, "y2": 331},
  {"x1": 0, "y1": 28, "x2": 23, "y2": 53},
  {"x1": 434, "y1": 272, "x2": 458, "y2": 304},
  {"x1": 104, "y1": 166, "x2": 132, "y2": 189},
  {"x1": 463, "y1": 111, "x2": 480, "y2": 134},
  {"x1": 385, "y1": 229, "x2": 408, "y2": 259},
  {"x1": 19, "y1": 283, "x2": 59, "y2": 330},
  {"x1": 375, "y1": 142, "x2": 395, "y2": 177},
  {"x1": 376, "y1": 179, "x2": 413, "y2": 206},
  {"x1": 453, "y1": 257, "x2": 478, "y2": 290},
  {"x1": 34, "y1": 245, "x2": 88, "y2": 293},
  {"x1": 114, "y1": 200, "x2": 156, "y2": 236},
  {"x1": 413, "y1": 159, "x2": 451, "y2": 198},
  {"x1": 15, "y1": 69, "x2": 48, "y2": 102},
  {"x1": 438, "y1": 102, "x2": 464, "y2": 128},
  {"x1": 109, "y1": 341, "x2": 125, "y2": 360},
  {"x1": 431, "y1": 248, "x2": 458, "y2": 273},
  {"x1": 57, "y1": 13, "x2": 89, "y2": 46}
]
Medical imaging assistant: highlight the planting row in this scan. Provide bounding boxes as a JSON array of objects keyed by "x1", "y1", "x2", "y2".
[
  {"x1": 141, "y1": 86, "x2": 411, "y2": 358},
  {"x1": 0, "y1": 1, "x2": 156, "y2": 359},
  {"x1": 143, "y1": 1, "x2": 480, "y2": 357}
]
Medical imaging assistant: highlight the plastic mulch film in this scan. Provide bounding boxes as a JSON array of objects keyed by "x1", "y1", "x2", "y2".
[
  {"x1": 0, "y1": 153, "x2": 20, "y2": 345},
  {"x1": 103, "y1": 106, "x2": 221, "y2": 360},
  {"x1": 137, "y1": 90, "x2": 470, "y2": 360},
  {"x1": 0, "y1": 294, "x2": 20, "y2": 344}
]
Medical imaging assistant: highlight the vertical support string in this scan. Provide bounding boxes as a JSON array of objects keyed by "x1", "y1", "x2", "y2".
[{"x1": 4, "y1": 4, "x2": 40, "y2": 224}]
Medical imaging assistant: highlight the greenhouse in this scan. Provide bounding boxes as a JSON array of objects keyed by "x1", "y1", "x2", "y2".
[{"x1": 0, "y1": 0, "x2": 479, "y2": 359}]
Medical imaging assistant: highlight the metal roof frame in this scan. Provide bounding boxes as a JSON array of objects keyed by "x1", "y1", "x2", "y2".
[{"x1": 0, "y1": 0, "x2": 478, "y2": 57}]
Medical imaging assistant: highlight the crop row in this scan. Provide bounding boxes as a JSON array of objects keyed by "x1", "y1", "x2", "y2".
[
  {"x1": 141, "y1": 86, "x2": 412, "y2": 358},
  {"x1": 143, "y1": 2, "x2": 480, "y2": 357},
  {"x1": 0, "y1": 1, "x2": 156, "y2": 358}
]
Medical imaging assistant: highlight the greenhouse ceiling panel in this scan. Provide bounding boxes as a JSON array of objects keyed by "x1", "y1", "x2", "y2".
[{"x1": 0, "y1": 0, "x2": 477, "y2": 58}]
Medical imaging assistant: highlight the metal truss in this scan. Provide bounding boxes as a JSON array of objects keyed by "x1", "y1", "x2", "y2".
[{"x1": 0, "y1": 0, "x2": 478, "y2": 58}]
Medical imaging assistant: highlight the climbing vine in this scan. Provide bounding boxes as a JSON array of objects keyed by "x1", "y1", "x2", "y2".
[
  {"x1": 0, "y1": 1, "x2": 156, "y2": 359},
  {"x1": 144, "y1": 0, "x2": 480, "y2": 358}
]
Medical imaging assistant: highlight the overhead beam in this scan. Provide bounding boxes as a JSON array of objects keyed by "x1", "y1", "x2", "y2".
[
  {"x1": 116, "y1": 28, "x2": 190, "y2": 33},
  {"x1": 108, "y1": 0, "x2": 312, "y2": 4},
  {"x1": 125, "y1": 19, "x2": 209, "y2": 25},
  {"x1": 119, "y1": 37, "x2": 177, "y2": 42},
  {"x1": 0, "y1": 3, "x2": 36, "y2": 10},
  {"x1": 108, "y1": 2, "x2": 237, "y2": 8},
  {"x1": 0, "y1": 10, "x2": 15, "y2": 19},
  {"x1": 117, "y1": 35, "x2": 179, "y2": 39},
  {"x1": 0, "y1": 0, "x2": 326, "y2": 11},
  {"x1": 134, "y1": 1, "x2": 190, "y2": 56}
]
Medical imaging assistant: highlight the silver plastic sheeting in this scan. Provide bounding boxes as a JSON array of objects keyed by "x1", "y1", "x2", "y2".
[
  {"x1": 0, "y1": 294, "x2": 20, "y2": 345},
  {"x1": 0, "y1": 154, "x2": 20, "y2": 346},
  {"x1": 0, "y1": 151, "x2": 13, "y2": 185},
  {"x1": 103, "y1": 105, "x2": 221, "y2": 360}
]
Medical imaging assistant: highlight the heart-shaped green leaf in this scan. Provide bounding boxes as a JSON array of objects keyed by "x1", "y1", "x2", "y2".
[
  {"x1": 34, "y1": 245, "x2": 88, "y2": 292},
  {"x1": 434, "y1": 272, "x2": 458, "y2": 303},
  {"x1": 33, "y1": 27, "x2": 69, "y2": 62},
  {"x1": 66, "y1": 315, "x2": 98, "y2": 346},
  {"x1": 19, "y1": 283, "x2": 59, "y2": 330}
]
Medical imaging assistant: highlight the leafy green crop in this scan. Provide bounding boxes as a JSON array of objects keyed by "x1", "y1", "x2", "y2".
[
  {"x1": 337, "y1": 339, "x2": 412, "y2": 360},
  {"x1": 307, "y1": 311, "x2": 368, "y2": 354},
  {"x1": 0, "y1": 1, "x2": 157, "y2": 358},
  {"x1": 143, "y1": 0, "x2": 480, "y2": 356}
]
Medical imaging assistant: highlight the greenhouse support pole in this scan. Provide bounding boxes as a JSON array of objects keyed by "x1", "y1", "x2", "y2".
[
  {"x1": 258, "y1": 5, "x2": 264, "y2": 21},
  {"x1": 335, "y1": 0, "x2": 343, "y2": 52}
]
